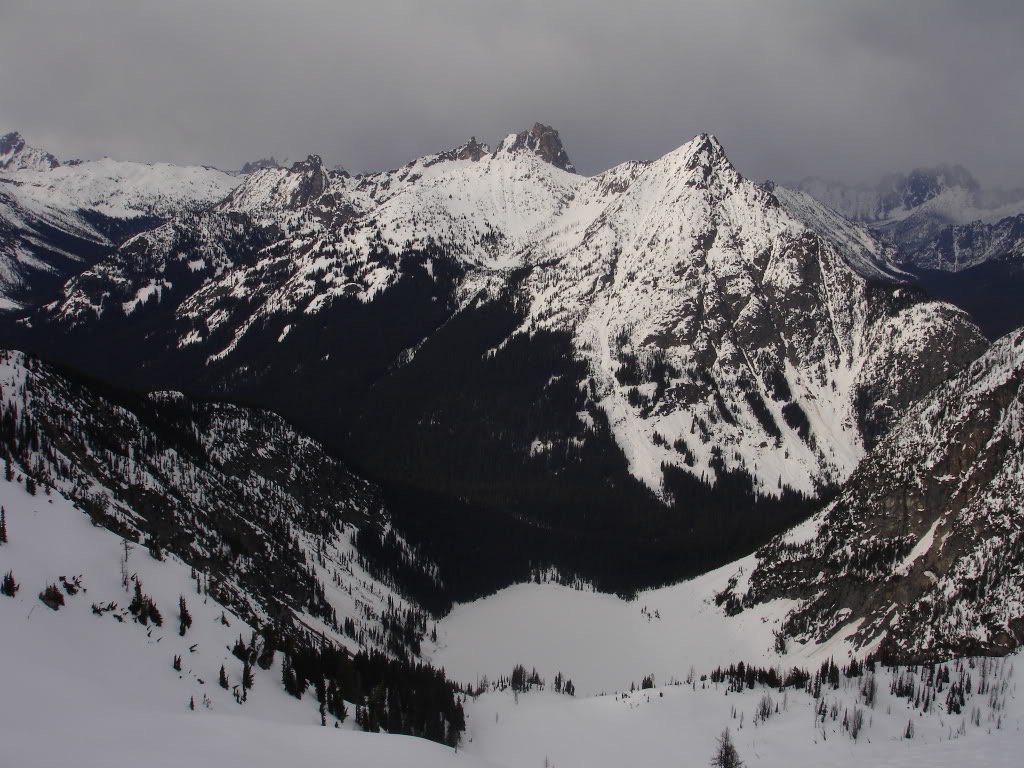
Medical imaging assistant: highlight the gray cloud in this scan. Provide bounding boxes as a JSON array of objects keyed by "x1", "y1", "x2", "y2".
[{"x1": 2, "y1": 0, "x2": 1022, "y2": 187}]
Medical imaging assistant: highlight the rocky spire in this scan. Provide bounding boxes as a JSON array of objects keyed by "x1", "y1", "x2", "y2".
[
  {"x1": 286, "y1": 154, "x2": 328, "y2": 208},
  {"x1": 494, "y1": 123, "x2": 576, "y2": 173}
]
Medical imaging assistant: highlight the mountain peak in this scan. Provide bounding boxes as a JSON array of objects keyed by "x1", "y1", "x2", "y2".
[
  {"x1": 290, "y1": 154, "x2": 323, "y2": 173},
  {"x1": 658, "y1": 132, "x2": 741, "y2": 190},
  {"x1": 223, "y1": 153, "x2": 328, "y2": 211},
  {"x1": 0, "y1": 131, "x2": 61, "y2": 172},
  {"x1": 681, "y1": 132, "x2": 732, "y2": 169},
  {"x1": 878, "y1": 163, "x2": 981, "y2": 211},
  {"x1": 494, "y1": 123, "x2": 576, "y2": 173},
  {"x1": 240, "y1": 157, "x2": 280, "y2": 174}
]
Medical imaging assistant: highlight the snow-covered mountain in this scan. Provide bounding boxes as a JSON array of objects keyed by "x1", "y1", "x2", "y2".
[
  {"x1": 790, "y1": 166, "x2": 1024, "y2": 272},
  {"x1": 31, "y1": 130, "x2": 984, "y2": 489},
  {"x1": 500, "y1": 138, "x2": 980, "y2": 496},
  {"x1": 898, "y1": 212, "x2": 1024, "y2": 273},
  {"x1": 724, "y1": 327, "x2": 1024, "y2": 659},
  {"x1": 0, "y1": 133, "x2": 239, "y2": 311},
  {"x1": 12, "y1": 126, "x2": 988, "y2": 600},
  {"x1": 792, "y1": 165, "x2": 1024, "y2": 227}
]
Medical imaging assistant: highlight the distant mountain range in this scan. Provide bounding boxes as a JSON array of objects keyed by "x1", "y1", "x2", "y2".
[
  {"x1": 789, "y1": 165, "x2": 1024, "y2": 269},
  {"x1": 0, "y1": 131, "x2": 239, "y2": 311}
]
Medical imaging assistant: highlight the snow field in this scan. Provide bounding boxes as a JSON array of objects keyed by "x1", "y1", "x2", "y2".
[{"x1": 1, "y1": 469, "x2": 1021, "y2": 768}]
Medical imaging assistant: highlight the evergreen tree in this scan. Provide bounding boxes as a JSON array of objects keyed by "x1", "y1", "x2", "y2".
[
  {"x1": 242, "y1": 660, "x2": 254, "y2": 691},
  {"x1": 710, "y1": 728, "x2": 743, "y2": 768},
  {"x1": 0, "y1": 505, "x2": 7, "y2": 543},
  {"x1": 129, "y1": 579, "x2": 144, "y2": 617},
  {"x1": 1, "y1": 570, "x2": 18, "y2": 597},
  {"x1": 219, "y1": 665, "x2": 229, "y2": 689},
  {"x1": 25, "y1": 475, "x2": 35, "y2": 495},
  {"x1": 178, "y1": 595, "x2": 192, "y2": 636}
]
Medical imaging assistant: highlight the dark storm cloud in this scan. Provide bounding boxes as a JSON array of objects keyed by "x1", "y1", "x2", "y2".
[{"x1": 1, "y1": 1, "x2": 1022, "y2": 187}]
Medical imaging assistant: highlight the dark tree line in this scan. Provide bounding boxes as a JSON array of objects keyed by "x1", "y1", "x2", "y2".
[{"x1": 279, "y1": 637, "x2": 464, "y2": 746}]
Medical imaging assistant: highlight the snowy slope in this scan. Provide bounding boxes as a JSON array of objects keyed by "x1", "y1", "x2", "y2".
[
  {"x1": 0, "y1": 349, "x2": 440, "y2": 662},
  {"x1": 0, "y1": 471, "x2": 487, "y2": 768},
  {"x1": 463, "y1": 671, "x2": 1021, "y2": 768},
  {"x1": 893, "y1": 212, "x2": 1024, "y2": 273}
]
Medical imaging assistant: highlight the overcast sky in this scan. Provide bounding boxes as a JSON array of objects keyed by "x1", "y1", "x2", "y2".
[{"x1": 2, "y1": 1, "x2": 1022, "y2": 186}]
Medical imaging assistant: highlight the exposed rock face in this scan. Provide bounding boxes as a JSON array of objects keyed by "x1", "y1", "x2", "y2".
[
  {"x1": 728, "y1": 328, "x2": 1024, "y2": 660},
  {"x1": 286, "y1": 155, "x2": 329, "y2": 208},
  {"x1": 878, "y1": 164, "x2": 980, "y2": 214},
  {"x1": 0, "y1": 131, "x2": 61, "y2": 172},
  {"x1": 455, "y1": 137, "x2": 490, "y2": 162},
  {"x1": 422, "y1": 137, "x2": 492, "y2": 167},
  {"x1": 494, "y1": 123, "x2": 576, "y2": 173}
]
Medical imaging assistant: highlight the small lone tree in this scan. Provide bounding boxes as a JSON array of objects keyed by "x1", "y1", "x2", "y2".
[
  {"x1": 219, "y1": 665, "x2": 229, "y2": 689},
  {"x1": 39, "y1": 583, "x2": 65, "y2": 610},
  {"x1": 0, "y1": 505, "x2": 8, "y2": 543},
  {"x1": 710, "y1": 727, "x2": 743, "y2": 768},
  {"x1": 1, "y1": 570, "x2": 18, "y2": 597},
  {"x1": 178, "y1": 595, "x2": 192, "y2": 636}
]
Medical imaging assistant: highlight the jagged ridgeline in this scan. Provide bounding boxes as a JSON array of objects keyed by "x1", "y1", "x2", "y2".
[
  {"x1": 9, "y1": 128, "x2": 986, "y2": 605},
  {"x1": 0, "y1": 350, "x2": 466, "y2": 745}
]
